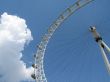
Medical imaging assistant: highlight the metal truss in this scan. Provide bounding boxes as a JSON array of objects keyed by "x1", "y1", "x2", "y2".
[{"x1": 31, "y1": 0, "x2": 94, "y2": 82}]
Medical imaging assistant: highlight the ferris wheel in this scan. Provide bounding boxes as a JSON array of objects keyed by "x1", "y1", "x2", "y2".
[{"x1": 29, "y1": 0, "x2": 110, "y2": 82}]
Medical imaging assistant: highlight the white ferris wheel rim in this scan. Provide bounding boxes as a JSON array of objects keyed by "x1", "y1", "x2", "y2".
[{"x1": 32, "y1": 0, "x2": 94, "y2": 82}]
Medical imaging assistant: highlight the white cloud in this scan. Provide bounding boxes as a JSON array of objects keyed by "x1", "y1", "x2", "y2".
[{"x1": 0, "y1": 13, "x2": 34, "y2": 82}]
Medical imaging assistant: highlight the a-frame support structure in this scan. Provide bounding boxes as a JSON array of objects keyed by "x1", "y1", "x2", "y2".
[{"x1": 90, "y1": 26, "x2": 110, "y2": 74}]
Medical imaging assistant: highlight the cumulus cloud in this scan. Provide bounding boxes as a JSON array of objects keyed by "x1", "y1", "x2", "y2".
[{"x1": 0, "y1": 13, "x2": 34, "y2": 82}]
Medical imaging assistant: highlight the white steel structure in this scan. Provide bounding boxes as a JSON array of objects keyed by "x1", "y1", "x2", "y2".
[
  {"x1": 90, "y1": 26, "x2": 110, "y2": 73},
  {"x1": 31, "y1": 0, "x2": 94, "y2": 82}
]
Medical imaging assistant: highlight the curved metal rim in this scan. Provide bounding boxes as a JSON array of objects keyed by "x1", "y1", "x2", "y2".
[{"x1": 33, "y1": 0, "x2": 94, "y2": 81}]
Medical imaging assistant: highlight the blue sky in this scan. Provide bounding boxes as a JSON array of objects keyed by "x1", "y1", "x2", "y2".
[{"x1": 0, "y1": 0, "x2": 110, "y2": 82}]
